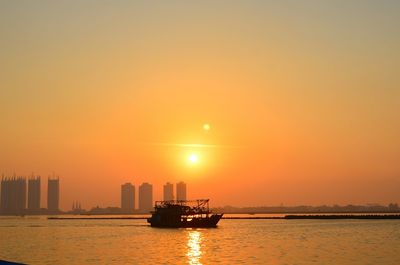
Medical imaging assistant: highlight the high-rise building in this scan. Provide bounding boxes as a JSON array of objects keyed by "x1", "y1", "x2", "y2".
[
  {"x1": 139, "y1": 182, "x2": 153, "y2": 213},
  {"x1": 28, "y1": 175, "x2": 41, "y2": 211},
  {"x1": 0, "y1": 176, "x2": 26, "y2": 214},
  {"x1": 176, "y1": 181, "x2": 187, "y2": 201},
  {"x1": 121, "y1": 183, "x2": 135, "y2": 213},
  {"x1": 163, "y1": 182, "x2": 174, "y2": 201},
  {"x1": 47, "y1": 177, "x2": 59, "y2": 212}
]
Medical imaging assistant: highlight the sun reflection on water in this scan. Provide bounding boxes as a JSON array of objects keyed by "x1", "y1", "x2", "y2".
[{"x1": 187, "y1": 230, "x2": 202, "y2": 265}]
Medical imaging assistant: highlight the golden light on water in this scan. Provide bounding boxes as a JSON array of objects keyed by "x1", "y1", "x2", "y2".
[{"x1": 187, "y1": 230, "x2": 202, "y2": 265}]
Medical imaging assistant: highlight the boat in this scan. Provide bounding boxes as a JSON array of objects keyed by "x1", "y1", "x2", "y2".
[{"x1": 147, "y1": 199, "x2": 223, "y2": 228}]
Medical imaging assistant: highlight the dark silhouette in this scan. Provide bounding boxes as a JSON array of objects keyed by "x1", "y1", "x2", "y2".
[
  {"x1": 121, "y1": 183, "x2": 135, "y2": 213},
  {"x1": 176, "y1": 181, "x2": 187, "y2": 201},
  {"x1": 148, "y1": 199, "x2": 223, "y2": 228},
  {"x1": 213, "y1": 203, "x2": 400, "y2": 214},
  {"x1": 285, "y1": 214, "x2": 400, "y2": 219},
  {"x1": 0, "y1": 174, "x2": 63, "y2": 216},
  {"x1": 27, "y1": 175, "x2": 41, "y2": 213},
  {"x1": 0, "y1": 175, "x2": 26, "y2": 215},
  {"x1": 139, "y1": 182, "x2": 153, "y2": 213},
  {"x1": 47, "y1": 176, "x2": 60, "y2": 214},
  {"x1": 163, "y1": 182, "x2": 174, "y2": 201}
]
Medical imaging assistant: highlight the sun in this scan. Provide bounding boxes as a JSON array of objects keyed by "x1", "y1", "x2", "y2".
[
  {"x1": 203, "y1": 123, "x2": 210, "y2": 131},
  {"x1": 188, "y1": 153, "x2": 199, "y2": 164}
]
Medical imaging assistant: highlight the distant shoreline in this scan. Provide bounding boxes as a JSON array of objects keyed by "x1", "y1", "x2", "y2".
[
  {"x1": 284, "y1": 214, "x2": 400, "y2": 219},
  {"x1": 45, "y1": 214, "x2": 400, "y2": 220},
  {"x1": 2, "y1": 210, "x2": 400, "y2": 217}
]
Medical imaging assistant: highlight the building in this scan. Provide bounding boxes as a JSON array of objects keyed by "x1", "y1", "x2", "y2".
[
  {"x1": 121, "y1": 183, "x2": 135, "y2": 213},
  {"x1": 176, "y1": 181, "x2": 187, "y2": 201},
  {"x1": 163, "y1": 182, "x2": 174, "y2": 201},
  {"x1": 71, "y1": 201, "x2": 84, "y2": 214},
  {"x1": 47, "y1": 177, "x2": 59, "y2": 212},
  {"x1": 139, "y1": 182, "x2": 153, "y2": 213},
  {"x1": 28, "y1": 175, "x2": 41, "y2": 212},
  {"x1": 0, "y1": 176, "x2": 26, "y2": 214}
]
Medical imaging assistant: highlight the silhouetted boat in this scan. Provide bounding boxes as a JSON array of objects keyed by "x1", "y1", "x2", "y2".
[{"x1": 147, "y1": 199, "x2": 223, "y2": 228}]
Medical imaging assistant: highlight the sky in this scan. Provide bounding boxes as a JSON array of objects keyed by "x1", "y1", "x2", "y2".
[{"x1": 1, "y1": 1, "x2": 399, "y2": 210}]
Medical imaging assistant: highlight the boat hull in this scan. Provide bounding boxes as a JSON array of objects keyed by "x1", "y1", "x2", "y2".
[{"x1": 148, "y1": 214, "x2": 223, "y2": 228}]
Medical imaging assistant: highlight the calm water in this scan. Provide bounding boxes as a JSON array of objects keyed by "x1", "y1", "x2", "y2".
[{"x1": 1, "y1": 216, "x2": 400, "y2": 264}]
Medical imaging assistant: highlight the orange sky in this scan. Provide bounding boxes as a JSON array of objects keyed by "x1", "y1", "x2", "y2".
[{"x1": 1, "y1": 1, "x2": 399, "y2": 210}]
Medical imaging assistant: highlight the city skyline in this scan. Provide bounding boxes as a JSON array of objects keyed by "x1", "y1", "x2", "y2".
[
  {"x1": 1, "y1": 173, "x2": 398, "y2": 212},
  {"x1": 1, "y1": 174, "x2": 193, "y2": 212},
  {"x1": 0, "y1": 175, "x2": 60, "y2": 214},
  {"x1": 3, "y1": 173, "x2": 398, "y2": 214}
]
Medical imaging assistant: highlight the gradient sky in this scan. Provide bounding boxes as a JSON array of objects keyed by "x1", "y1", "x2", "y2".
[{"x1": 1, "y1": 1, "x2": 399, "y2": 210}]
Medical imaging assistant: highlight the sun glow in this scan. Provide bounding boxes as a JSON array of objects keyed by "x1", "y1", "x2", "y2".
[{"x1": 188, "y1": 153, "x2": 199, "y2": 164}]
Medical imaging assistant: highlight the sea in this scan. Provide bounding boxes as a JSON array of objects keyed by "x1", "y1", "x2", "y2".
[{"x1": 1, "y1": 215, "x2": 400, "y2": 264}]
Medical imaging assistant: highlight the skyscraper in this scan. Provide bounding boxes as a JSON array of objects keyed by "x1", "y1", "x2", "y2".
[
  {"x1": 139, "y1": 182, "x2": 153, "y2": 213},
  {"x1": 28, "y1": 175, "x2": 41, "y2": 212},
  {"x1": 176, "y1": 181, "x2": 187, "y2": 201},
  {"x1": 47, "y1": 177, "x2": 59, "y2": 212},
  {"x1": 0, "y1": 176, "x2": 26, "y2": 214},
  {"x1": 163, "y1": 182, "x2": 174, "y2": 201},
  {"x1": 121, "y1": 182, "x2": 135, "y2": 213}
]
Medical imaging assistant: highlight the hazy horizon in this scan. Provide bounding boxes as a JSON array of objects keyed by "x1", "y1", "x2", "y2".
[{"x1": 1, "y1": 1, "x2": 399, "y2": 210}]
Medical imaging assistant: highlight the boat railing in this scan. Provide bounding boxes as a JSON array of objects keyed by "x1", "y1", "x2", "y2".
[{"x1": 154, "y1": 199, "x2": 211, "y2": 214}]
